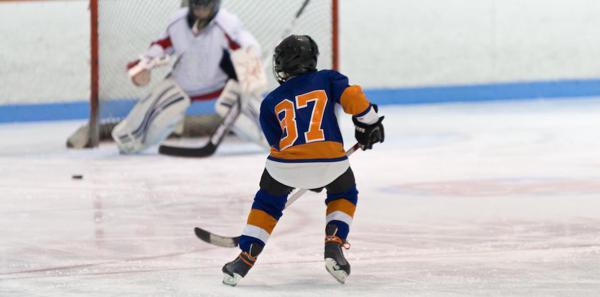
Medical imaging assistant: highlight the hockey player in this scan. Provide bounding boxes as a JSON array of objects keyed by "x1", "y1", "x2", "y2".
[
  {"x1": 221, "y1": 35, "x2": 385, "y2": 286},
  {"x1": 112, "y1": 0, "x2": 268, "y2": 154}
]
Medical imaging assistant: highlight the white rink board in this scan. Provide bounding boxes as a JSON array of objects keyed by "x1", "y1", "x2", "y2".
[
  {"x1": 0, "y1": 100, "x2": 599, "y2": 296},
  {"x1": 341, "y1": 0, "x2": 600, "y2": 87}
]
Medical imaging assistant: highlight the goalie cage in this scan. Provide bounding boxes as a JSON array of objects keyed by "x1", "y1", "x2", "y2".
[{"x1": 68, "y1": 0, "x2": 339, "y2": 148}]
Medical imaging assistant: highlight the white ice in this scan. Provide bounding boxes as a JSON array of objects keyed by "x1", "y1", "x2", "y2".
[{"x1": 1, "y1": 99, "x2": 600, "y2": 297}]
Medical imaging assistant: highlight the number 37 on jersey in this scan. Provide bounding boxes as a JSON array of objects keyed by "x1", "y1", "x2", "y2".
[{"x1": 275, "y1": 90, "x2": 329, "y2": 150}]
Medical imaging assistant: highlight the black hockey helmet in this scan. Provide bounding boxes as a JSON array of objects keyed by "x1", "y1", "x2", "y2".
[
  {"x1": 273, "y1": 35, "x2": 319, "y2": 84},
  {"x1": 188, "y1": 0, "x2": 221, "y2": 24}
]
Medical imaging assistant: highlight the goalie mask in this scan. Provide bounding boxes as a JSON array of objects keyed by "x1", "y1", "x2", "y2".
[
  {"x1": 187, "y1": 0, "x2": 221, "y2": 25},
  {"x1": 273, "y1": 35, "x2": 319, "y2": 84}
]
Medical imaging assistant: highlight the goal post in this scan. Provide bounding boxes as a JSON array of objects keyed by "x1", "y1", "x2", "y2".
[
  {"x1": 88, "y1": 0, "x2": 100, "y2": 148},
  {"x1": 75, "y1": 0, "x2": 339, "y2": 148}
]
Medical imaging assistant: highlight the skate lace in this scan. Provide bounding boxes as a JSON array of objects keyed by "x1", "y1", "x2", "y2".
[
  {"x1": 239, "y1": 252, "x2": 256, "y2": 267},
  {"x1": 342, "y1": 241, "x2": 351, "y2": 250},
  {"x1": 326, "y1": 235, "x2": 351, "y2": 250}
]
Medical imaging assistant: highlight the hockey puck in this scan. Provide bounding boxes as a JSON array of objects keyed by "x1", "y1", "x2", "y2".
[{"x1": 72, "y1": 174, "x2": 84, "y2": 180}]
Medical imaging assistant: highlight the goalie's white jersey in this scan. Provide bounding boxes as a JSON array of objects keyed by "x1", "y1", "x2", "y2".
[{"x1": 143, "y1": 8, "x2": 260, "y2": 99}]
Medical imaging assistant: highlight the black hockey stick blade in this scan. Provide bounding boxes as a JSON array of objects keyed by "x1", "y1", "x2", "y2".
[
  {"x1": 158, "y1": 95, "x2": 241, "y2": 158},
  {"x1": 159, "y1": 141, "x2": 217, "y2": 157},
  {"x1": 194, "y1": 227, "x2": 240, "y2": 248}
]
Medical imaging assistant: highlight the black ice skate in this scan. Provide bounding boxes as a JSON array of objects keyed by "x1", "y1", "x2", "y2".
[
  {"x1": 324, "y1": 224, "x2": 351, "y2": 284},
  {"x1": 222, "y1": 243, "x2": 263, "y2": 286}
]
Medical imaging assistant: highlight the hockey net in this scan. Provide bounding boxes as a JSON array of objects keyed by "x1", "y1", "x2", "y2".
[{"x1": 69, "y1": 0, "x2": 338, "y2": 148}]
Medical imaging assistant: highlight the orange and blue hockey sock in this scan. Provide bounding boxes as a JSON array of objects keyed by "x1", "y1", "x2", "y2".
[
  {"x1": 239, "y1": 189, "x2": 288, "y2": 253},
  {"x1": 325, "y1": 186, "x2": 358, "y2": 240}
]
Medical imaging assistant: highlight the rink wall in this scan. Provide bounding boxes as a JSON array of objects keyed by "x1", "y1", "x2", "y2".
[{"x1": 2, "y1": 0, "x2": 600, "y2": 122}]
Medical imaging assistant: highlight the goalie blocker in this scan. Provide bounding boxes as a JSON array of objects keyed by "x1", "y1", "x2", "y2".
[{"x1": 215, "y1": 47, "x2": 268, "y2": 148}]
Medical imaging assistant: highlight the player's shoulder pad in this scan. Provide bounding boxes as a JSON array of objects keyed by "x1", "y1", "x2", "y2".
[
  {"x1": 165, "y1": 8, "x2": 190, "y2": 31},
  {"x1": 214, "y1": 9, "x2": 243, "y2": 33},
  {"x1": 318, "y1": 69, "x2": 349, "y2": 83},
  {"x1": 259, "y1": 92, "x2": 277, "y2": 115},
  {"x1": 262, "y1": 89, "x2": 278, "y2": 104},
  {"x1": 262, "y1": 84, "x2": 288, "y2": 105},
  {"x1": 319, "y1": 69, "x2": 345, "y2": 77}
]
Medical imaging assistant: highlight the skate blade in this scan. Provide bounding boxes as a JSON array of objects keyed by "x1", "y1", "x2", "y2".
[
  {"x1": 222, "y1": 273, "x2": 243, "y2": 287},
  {"x1": 325, "y1": 258, "x2": 348, "y2": 284}
]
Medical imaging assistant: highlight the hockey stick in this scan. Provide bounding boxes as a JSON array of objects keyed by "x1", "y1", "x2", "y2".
[
  {"x1": 157, "y1": 0, "x2": 312, "y2": 158},
  {"x1": 158, "y1": 94, "x2": 241, "y2": 157},
  {"x1": 193, "y1": 142, "x2": 361, "y2": 248},
  {"x1": 260, "y1": 0, "x2": 311, "y2": 67}
]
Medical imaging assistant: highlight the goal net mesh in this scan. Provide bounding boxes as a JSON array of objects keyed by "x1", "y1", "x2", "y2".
[{"x1": 95, "y1": 0, "x2": 335, "y2": 122}]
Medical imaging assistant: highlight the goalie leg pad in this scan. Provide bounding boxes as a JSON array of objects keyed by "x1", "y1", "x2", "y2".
[
  {"x1": 112, "y1": 78, "x2": 191, "y2": 154},
  {"x1": 215, "y1": 80, "x2": 242, "y2": 116},
  {"x1": 231, "y1": 94, "x2": 268, "y2": 148},
  {"x1": 215, "y1": 80, "x2": 269, "y2": 149}
]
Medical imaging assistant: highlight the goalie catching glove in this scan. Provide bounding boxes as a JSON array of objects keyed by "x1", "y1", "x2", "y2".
[
  {"x1": 127, "y1": 55, "x2": 171, "y2": 87},
  {"x1": 352, "y1": 104, "x2": 385, "y2": 150}
]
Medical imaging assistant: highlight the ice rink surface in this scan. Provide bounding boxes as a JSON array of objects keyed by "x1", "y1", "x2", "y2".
[{"x1": 1, "y1": 100, "x2": 599, "y2": 296}]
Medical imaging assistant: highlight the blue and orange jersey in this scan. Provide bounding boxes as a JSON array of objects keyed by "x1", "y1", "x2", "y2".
[{"x1": 260, "y1": 70, "x2": 373, "y2": 163}]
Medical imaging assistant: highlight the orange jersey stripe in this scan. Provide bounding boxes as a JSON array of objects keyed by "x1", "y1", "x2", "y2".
[
  {"x1": 326, "y1": 199, "x2": 357, "y2": 217},
  {"x1": 270, "y1": 141, "x2": 346, "y2": 160},
  {"x1": 247, "y1": 209, "x2": 278, "y2": 234},
  {"x1": 340, "y1": 85, "x2": 371, "y2": 116}
]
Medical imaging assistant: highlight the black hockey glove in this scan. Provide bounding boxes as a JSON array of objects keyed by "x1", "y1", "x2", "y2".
[{"x1": 352, "y1": 106, "x2": 385, "y2": 151}]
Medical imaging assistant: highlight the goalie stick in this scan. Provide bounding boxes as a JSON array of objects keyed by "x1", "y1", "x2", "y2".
[
  {"x1": 157, "y1": 0, "x2": 312, "y2": 158},
  {"x1": 193, "y1": 142, "x2": 361, "y2": 248},
  {"x1": 259, "y1": 0, "x2": 311, "y2": 67}
]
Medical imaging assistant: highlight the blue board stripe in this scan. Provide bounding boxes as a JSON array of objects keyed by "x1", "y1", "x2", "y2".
[
  {"x1": 2, "y1": 78, "x2": 600, "y2": 123},
  {"x1": 0, "y1": 101, "x2": 91, "y2": 123},
  {"x1": 364, "y1": 79, "x2": 600, "y2": 105},
  {"x1": 0, "y1": 100, "x2": 217, "y2": 123}
]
